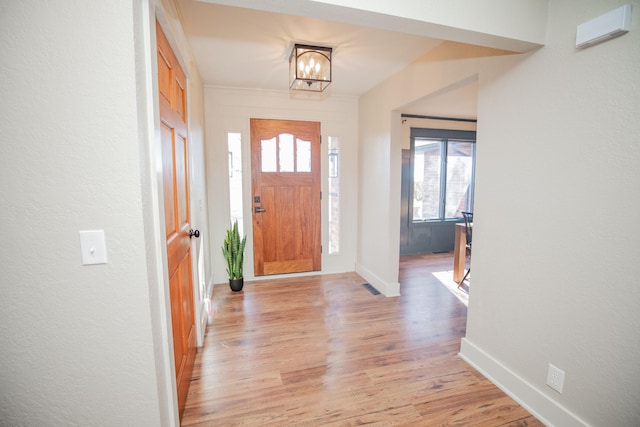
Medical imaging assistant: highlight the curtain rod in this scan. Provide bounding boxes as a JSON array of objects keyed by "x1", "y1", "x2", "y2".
[{"x1": 400, "y1": 114, "x2": 477, "y2": 123}]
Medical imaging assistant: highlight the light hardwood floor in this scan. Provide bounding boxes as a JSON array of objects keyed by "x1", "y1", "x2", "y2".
[{"x1": 182, "y1": 252, "x2": 542, "y2": 426}]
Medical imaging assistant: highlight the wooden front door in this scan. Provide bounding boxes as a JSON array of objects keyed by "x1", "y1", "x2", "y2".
[
  {"x1": 250, "y1": 119, "x2": 321, "y2": 276},
  {"x1": 156, "y1": 21, "x2": 196, "y2": 419}
]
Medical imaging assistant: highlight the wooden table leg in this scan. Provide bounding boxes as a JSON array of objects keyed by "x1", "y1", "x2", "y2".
[{"x1": 453, "y1": 224, "x2": 465, "y2": 283}]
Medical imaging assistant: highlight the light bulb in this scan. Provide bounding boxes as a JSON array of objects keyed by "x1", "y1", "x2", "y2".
[
  {"x1": 315, "y1": 63, "x2": 320, "y2": 73},
  {"x1": 310, "y1": 58, "x2": 315, "y2": 68}
]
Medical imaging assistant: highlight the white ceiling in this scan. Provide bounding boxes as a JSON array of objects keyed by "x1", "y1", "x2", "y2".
[{"x1": 176, "y1": 0, "x2": 479, "y2": 118}]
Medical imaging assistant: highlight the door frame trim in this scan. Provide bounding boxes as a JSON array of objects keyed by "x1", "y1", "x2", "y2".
[{"x1": 137, "y1": 3, "x2": 198, "y2": 424}]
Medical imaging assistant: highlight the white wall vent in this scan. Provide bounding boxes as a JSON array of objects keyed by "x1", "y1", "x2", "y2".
[{"x1": 576, "y1": 4, "x2": 632, "y2": 49}]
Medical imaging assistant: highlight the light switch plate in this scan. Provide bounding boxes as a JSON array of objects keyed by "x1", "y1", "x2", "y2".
[{"x1": 79, "y1": 230, "x2": 108, "y2": 265}]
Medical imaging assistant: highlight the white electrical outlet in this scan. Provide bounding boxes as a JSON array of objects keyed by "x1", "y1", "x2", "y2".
[{"x1": 546, "y1": 363, "x2": 565, "y2": 393}]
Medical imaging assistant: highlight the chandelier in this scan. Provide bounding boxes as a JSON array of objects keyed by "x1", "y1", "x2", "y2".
[{"x1": 289, "y1": 44, "x2": 332, "y2": 92}]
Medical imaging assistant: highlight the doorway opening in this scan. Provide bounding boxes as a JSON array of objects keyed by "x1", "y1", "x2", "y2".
[{"x1": 400, "y1": 125, "x2": 476, "y2": 255}]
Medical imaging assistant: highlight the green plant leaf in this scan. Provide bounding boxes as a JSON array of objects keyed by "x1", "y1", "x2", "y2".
[{"x1": 221, "y1": 220, "x2": 245, "y2": 280}]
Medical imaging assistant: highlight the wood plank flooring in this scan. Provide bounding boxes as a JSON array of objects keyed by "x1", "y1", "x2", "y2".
[{"x1": 182, "y1": 252, "x2": 542, "y2": 426}]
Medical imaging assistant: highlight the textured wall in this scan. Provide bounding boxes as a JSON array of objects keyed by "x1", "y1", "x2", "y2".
[
  {"x1": 464, "y1": 0, "x2": 640, "y2": 425},
  {"x1": 0, "y1": 1, "x2": 163, "y2": 424}
]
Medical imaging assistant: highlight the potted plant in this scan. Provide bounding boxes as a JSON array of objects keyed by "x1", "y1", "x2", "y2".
[{"x1": 222, "y1": 220, "x2": 247, "y2": 292}]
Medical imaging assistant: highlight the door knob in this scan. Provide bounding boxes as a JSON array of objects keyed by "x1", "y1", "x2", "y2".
[
  {"x1": 254, "y1": 207, "x2": 266, "y2": 213},
  {"x1": 189, "y1": 229, "x2": 200, "y2": 238}
]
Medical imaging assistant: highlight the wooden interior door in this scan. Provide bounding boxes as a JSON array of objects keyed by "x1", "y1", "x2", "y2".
[
  {"x1": 251, "y1": 119, "x2": 321, "y2": 276},
  {"x1": 156, "y1": 21, "x2": 196, "y2": 419}
]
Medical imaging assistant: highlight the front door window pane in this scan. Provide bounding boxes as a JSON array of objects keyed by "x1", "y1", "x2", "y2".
[
  {"x1": 279, "y1": 133, "x2": 294, "y2": 172},
  {"x1": 261, "y1": 138, "x2": 276, "y2": 172},
  {"x1": 296, "y1": 138, "x2": 311, "y2": 172}
]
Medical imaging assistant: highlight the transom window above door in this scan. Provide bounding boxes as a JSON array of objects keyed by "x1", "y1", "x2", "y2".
[{"x1": 260, "y1": 133, "x2": 312, "y2": 172}]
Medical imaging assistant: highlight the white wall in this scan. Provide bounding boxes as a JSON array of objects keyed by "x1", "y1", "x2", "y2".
[
  {"x1": 204, "y1": 87, "x2": 359, "y2": 285},
  {"x1": 212, "y1": 0, "x2": 547, "y2": 52},
  {"x1": 0, "y1": 0, "x2": 210, "y2": 425},
  {"x1": 186, "y1": 70, "x2": 213, "y2": 344},
  {"x1": 461, "y1": 1, "x2": 640, "y2": 426},
  {"x1": 0, "y1": 1, "x2": 163, "y2": 425},
  {"x1": 356, "y1": 99, "x2": 400, "y2": 295},
  {"x1": 358, "y1": 0, "x2": 640, "y2": 425}
]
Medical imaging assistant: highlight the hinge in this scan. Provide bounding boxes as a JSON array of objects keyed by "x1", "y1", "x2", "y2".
[
  {"x1": 320, "y1": 191, "x2": 322, "y2": 200},
  {"x1": 321, "y1": 245, "x2": 323, "y2": 253}
]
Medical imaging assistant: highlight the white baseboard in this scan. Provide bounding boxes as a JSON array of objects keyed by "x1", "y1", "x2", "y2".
[
  {"x1": 459, "y1": 338, "x2": 588, "y2": 427},
  {"x1": 196, "y1": 278, "x2": 215, "y2": 347},
  {"x1": 197, "y1": 299, "x2": 207, "y2": 346},
  {"x1": 355, "y1": 262, "x2": 400, "y2": 297}
]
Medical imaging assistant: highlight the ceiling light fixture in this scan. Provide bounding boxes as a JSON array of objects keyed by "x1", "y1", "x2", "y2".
[{"x1": 289, "y1": 44, "x2": 332, "y2": 92}]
